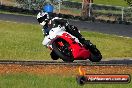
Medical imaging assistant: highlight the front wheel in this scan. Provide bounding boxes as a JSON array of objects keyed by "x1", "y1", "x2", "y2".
[
  {"x1": 50, "y1": 50, "x2": 59, "y2": 60},
  {"x1": 52, "y1": 38, "x2": 74, "y2": 62},
  {"x1": 84, "y1": 40, "x2": 102, "y2": 62},
  {"x1": 89, "y1": 48, "x2": 102, "y2": 62}
]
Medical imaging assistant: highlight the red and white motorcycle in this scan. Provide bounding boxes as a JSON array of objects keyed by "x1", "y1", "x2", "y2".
[{"x1": 43, "y1": 25, "x2": 102, "y2": 62}]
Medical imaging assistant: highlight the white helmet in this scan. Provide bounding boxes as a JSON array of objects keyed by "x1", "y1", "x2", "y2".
[{"x1": 37, "y1": 12, "x2": 49, "y2": 26}]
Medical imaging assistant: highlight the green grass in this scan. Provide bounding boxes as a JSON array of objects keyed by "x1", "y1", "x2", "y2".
[
  {"x1": 94, "y1": 0, "x2": 128, "y2": 6},
  {"x1": 67, "y1": 0, "x2": 128, "y2": 7},
  {"x1": 0, "y1": 10, "x2": 35, "y2": 17},
  {"x1": 82, "y1": 31, "x2": 132, "y2": 59},
  {"x1": 0, "y1": 21, "x2": 51, "y2": 60},
  {"x1": 0, "y1": 73, "x2": 131, "y2": 88},
  {"x1": 0, "y1": 20, "x2": 132, "y2": 60}
]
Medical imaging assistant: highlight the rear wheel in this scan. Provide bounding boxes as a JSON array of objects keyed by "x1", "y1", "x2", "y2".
[{"x1": 52, "y1": 38, "x2": 74, "y2": 62}]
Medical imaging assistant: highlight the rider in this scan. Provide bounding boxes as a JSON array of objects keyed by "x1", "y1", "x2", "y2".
[{"x1": 37, "y1": 3, "x2": 89, "y2": 47}]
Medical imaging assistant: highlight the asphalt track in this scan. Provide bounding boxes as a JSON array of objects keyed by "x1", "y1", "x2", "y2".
[
  {"x1": 0, "y1": 13, "x2": 132, "y2": 65},
  {"x1": 0, "y1": 13, "x2": 132, "y2": 37},
  {"x1": 0, "y1": 60, "x2": 132, "y2": 66}
]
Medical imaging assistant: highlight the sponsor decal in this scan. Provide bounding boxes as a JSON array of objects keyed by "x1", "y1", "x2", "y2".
[{"x1": 76, "y1": 66, "x2": 131, "y2": 85}]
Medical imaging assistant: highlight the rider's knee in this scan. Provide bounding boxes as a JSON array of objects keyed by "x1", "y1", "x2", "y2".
[{"x1": 42, "y1": 35, "x2": 50, "y2": 46}]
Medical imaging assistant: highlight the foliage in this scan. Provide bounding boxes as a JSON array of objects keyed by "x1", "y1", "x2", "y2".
[{"x1": 125, "y1": 0, "x2": 132, "y2": 6}]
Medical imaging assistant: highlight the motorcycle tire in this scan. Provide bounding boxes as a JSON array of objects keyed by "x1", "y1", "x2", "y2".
[
  {"x1": 89, "y1": 48, "x2": 102, "y2": 62},
  {"x1": 50, "y1": 50, "x2": 59, "y2": 60},
  {"x1": 52, "y1": 38, "x2": 74, "y2": 62},
  {"x1": 84, "y1": 40, "x2": 102, "y2": 62}
]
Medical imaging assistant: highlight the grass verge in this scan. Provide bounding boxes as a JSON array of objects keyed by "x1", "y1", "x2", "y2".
[
  {"x1": 0, "y1": 73, "x2": 131, "y2": 88},
  {"x1": 0, "y1": 10, "x2": 35, "y2": 17},
  {"x1": 0, "y1": 20, "x2": 132, "y2": 60},
  {"x1": 0, "y1": 20, "x2": 51, "y2": 60},
  {"x1": 68, "y1": 0, "x2": 128, "y2": 7}
]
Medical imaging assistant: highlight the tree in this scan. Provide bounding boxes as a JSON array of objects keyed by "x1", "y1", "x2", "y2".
[{"x1": 125, "y1": 0, "x2": 132, "y2": 6}]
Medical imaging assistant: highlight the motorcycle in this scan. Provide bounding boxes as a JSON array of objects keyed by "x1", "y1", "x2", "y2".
[{"x1": 45, "y1": 25, "x2": 102, "y2": 62}]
